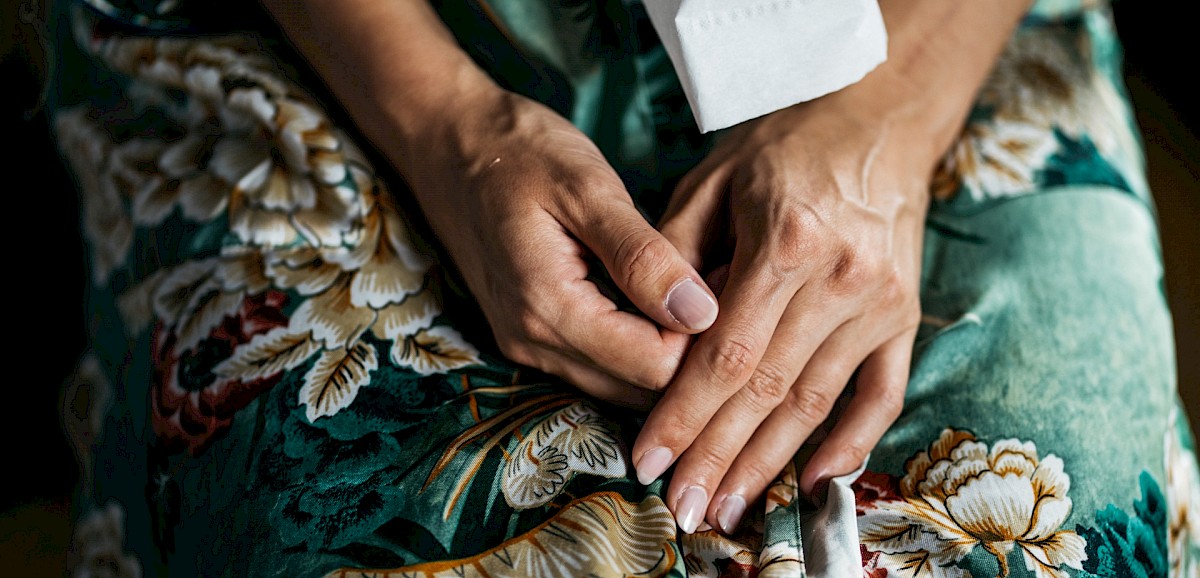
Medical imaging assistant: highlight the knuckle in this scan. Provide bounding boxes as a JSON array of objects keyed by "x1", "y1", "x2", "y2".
[
  {"x1": 775, "y1": 205, "x2": 822, "y2": 269},
  {"x1": 553, "y1": 170, "x2": 620, "y2": 226},
  {"x1": 826, "y1": 245, "x2": 877, "y2": 293},
  {"x1": 706, "y1": 337, "x2": 757, "y2": 384},
  {"x1": 666, "y1": 407, "x2": 711, "y2": 439},
  {"x1": 878, "y1": 266, "x2": 910, "y2": 306},
  {"x1": 513, "y1": 309, "x2": 555, "y2": 345},
  {"x1": 497, "y1": 337, "x2": 536, "y2": 368},
  {"x1": 837, "y1": 439, "x2": 874, "y2": 463},
  {"x1": 612, "y1": 231, "x2": 672, "y2": 292},
  {"x1": 782, "y1": 382, "x2": 839, "y2": 427},
  {"x1": 732, "y1": 458, "x2": 784, "y2": 494},
  {"x1": 881, "y1": 275, "x2": 921, "y2": 331},
  {"x1": 573, "y1": 168, "x2": 616, "y2": 197},
  {"x1": 777, "y1": 203, "x2": 822, "y2": 243},
  {"x1": 874, "y1": 382, "x2": 907, "y2": 421},
  {"x1": 741, "y1": 364, "x2": 792, "y2": 411},
  {"x1": 685, "y1": 441, "x2": 740, "y2": 482}
]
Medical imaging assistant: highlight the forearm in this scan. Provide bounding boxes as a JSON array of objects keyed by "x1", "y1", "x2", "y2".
[{"x1": 260, "y1": 0, "x2": 502, "y2": 191}]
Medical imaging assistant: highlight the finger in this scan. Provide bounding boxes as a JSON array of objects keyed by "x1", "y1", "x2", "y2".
[
  {"x1": 659, "y1": 301, "x2": 823, "y2": 533},
  {"x1": 536, "y1": 349, "x2": 662, "y2": 411},
  {"x1": 541, "y1": 279, "x2": 692, "y2": 391},
  {"x1": 658, "y1": 163, "x2": 732, "y2": 269},
  {"x1": 567, "y1": 196, "x2": 719, "y2": 334},
  {"x1": 630, "y1": 243, "x2": 817, "y2": 495},
  {"x1": 494, "y1": 211, "x2": 691, "y2": 391},
  {"x1": 704, "y1": 323, "x2": 877, "y2": 534},
  {"x1": 798, "y1": 330, "x2": 912, "y2": 497},
  {"x1": 705, "y1": 264, "x2": 730, "y2": 297}
]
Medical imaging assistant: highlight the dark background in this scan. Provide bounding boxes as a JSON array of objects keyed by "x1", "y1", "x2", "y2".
[{"x1": 2, "y1": 1, "x2": 1198, "y2": 573}]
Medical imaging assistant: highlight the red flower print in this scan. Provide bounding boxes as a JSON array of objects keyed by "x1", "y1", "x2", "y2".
[{"x1": 151, "y1": 290, "x2": 289, "y2": 455}]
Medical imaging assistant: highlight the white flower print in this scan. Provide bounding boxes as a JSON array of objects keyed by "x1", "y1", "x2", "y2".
[{"x1": 858, "y1": 429, "x2": 1087, "y2": 578}]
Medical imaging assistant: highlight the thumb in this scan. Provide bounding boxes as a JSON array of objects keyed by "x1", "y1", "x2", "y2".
[{"x1": 574, "y1": 198, "x2": 718, "y2": 334}]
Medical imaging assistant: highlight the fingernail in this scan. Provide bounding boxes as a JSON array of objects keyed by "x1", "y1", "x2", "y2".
[
  {"x1": 676, "y1": 486, "x2": 708, "y2": 534},
  {"x1": 636, "y1": 447, "x2": 673, "y2": 485},
  {"x1": 716, "y1": 494, "x2": 746, "y2": 534},
  {"x1": 665, "y1": 279, "x2": 718, "y2": 330}
]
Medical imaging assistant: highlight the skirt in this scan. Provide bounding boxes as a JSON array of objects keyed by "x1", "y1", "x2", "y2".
[{"x1": 54, "y1": 0, "x2": 1200, "y2": 576}]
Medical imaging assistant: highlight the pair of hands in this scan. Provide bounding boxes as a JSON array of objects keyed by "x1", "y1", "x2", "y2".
[
  {"x1": 263, "y1": 0, "x2": 1028, "y2": 542},
  {"x1": 412, "y1": 86, "x2": 930, "y2": 535},
  {"x1": 264, "y1": 0, "x2": 1032, "y2": 539}
]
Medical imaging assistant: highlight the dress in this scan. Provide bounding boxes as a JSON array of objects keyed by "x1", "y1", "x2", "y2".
[{"x1": 53, "y1": 0, "x2": 1200, "y2": 576}]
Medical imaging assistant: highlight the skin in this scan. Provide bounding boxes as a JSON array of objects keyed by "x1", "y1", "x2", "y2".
[
  {"x1": 634, "y1": 0, "x2": 1035, "y2": 534},
  {"x1": 263, "y1": 0, "x2": 716, "y2": 408},
  {"x1": 264, "y1": 0, "x2": 1033, "y2": 536}
]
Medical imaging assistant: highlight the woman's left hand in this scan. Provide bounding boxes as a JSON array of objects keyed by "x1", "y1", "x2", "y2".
[{"x1": 631, "y1": 87, "x2": 936, "y2": 534}]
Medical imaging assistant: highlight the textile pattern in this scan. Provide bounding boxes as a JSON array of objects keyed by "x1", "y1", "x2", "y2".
[{"x1": 55, "y1": 1, "x2": 1200, "y2": 576}]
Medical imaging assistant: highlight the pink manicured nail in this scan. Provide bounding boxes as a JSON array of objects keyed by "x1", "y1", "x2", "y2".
[
  {"x1": 636, "y1": 447, "x2": 673, "y2": 485},
  {"x1": 633, "y1": 448, "x2": 672, "y2": 484},
  {"x1": 716, "y1": 494, "x2": 746, "y2": 534},
  {"x1": 676, "y1": 486, "x2": 708, "y2": 534},
  {"x1": 665, "y1": 279, "x2": 718, "y2": 330}
]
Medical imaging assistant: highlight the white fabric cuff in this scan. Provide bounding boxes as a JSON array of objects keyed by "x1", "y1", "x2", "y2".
[{"x1": 644, "y1": 0, "x2": 888, "y2": 133}]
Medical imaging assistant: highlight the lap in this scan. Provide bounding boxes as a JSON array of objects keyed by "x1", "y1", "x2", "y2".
[
  {"x1": 55, "y1": 1, "x2": 1199, "y2": 577},
  {"x1": 859, "y1": 190, "x2": 1186, "y2": 578}
]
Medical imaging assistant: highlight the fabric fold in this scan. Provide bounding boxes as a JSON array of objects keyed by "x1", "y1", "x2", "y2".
[{"x1": 801, "y1": 458, "x2": 868, "y2": 578}]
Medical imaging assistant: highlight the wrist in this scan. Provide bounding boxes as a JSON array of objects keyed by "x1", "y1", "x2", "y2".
[
  {"x1": 768, "y1": 79, "x2": 942, "y2": 207},
  {"x1": 366, "y1": 63, "x2": 507, "y2": 192},
  {"x1": 829, "y1": 66, "x2": 956, "y2": 181},
  {"x1": 262, "y1": 0, "x2": 514, "y2": 202},
  {"x1": 824, "y1": 0, "x2": 1033, "y2": 179}
]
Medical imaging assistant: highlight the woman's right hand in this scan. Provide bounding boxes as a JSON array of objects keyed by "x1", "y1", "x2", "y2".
[
  {"x1": 263, "y1": 0, "x2": 717, "y2": 406},
  {"x1": 403, "y1": 88, "x2": 718, "y2": 406}
]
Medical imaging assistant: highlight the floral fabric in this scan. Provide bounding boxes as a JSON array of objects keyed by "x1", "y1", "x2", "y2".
[{"x1": 55, "y1": 0, "x2": 1200, "y2": 577}]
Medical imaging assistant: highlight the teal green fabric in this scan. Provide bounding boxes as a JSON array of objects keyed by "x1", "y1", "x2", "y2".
[{"x1": 55, "y1": 1, "x2": 1200, "y2": 577}]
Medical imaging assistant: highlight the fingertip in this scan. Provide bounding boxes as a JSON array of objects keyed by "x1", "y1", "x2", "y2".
[
  {"x1": 806, "y1": 476, "x2": 831, "y2": 508},
  {"x1": 635, "y1": 446, "x2": 674, "y2": 486},
  {"x1": 714, "y1": 494, "x2": 746, "y2": 535},
  {"x1": 799, "y1": 430, "x2": 877, "y2": 504},
  {"x1": 799, "y1": 464, "x2": 829, "y2": 498},
  {"x1": 665, "y1": 278, "x2": 718, "y2": 332},
  {"x1": 583, "y1": 211, "x2": 714, "y2": 333},
  {"x1": 799, "y1": 443, "x2": 864, "y2": 498},
  {"x1": 675, "y1": 486, "x2": 708, "y2": 534},
  {"x1": 704, "y1": 264, "x2": 731, "y2": 297}
]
